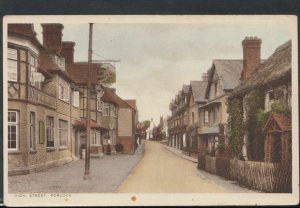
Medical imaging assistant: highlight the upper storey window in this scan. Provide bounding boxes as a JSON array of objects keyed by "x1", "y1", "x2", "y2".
[
  {"x1": 7, "y1": 48, "x2": 18, "y2": 82},
  {"x1": 52, "y1": 55, "x2": 65, "y2": 71},
  {"x1": 29, "y1": 55, "x2": 44, "y2": 88}
]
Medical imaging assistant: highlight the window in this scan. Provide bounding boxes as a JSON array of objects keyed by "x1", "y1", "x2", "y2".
[
  {"x1": 103, "y1": 103, "x2": 109, "y2": 116},
  {"x1": 52, "y1": 55, "x2": 65, "y2": 71},
  {"x1": 8, "y1": 48, "x2": 18, "y2": 82},
  {"x1": 192, "y1": 112, "x2": 195, "y2": 124},
  {"x1": 214, "y1": 82, "x2": 219, "y2": 97},
  {"x1": 72, "y1": 91, "x2": 80, "y2": 107},
  {"x1": 91, "y1": 131, "x2": 101, "y2": 145},
  {"x1": 29, "y1": 112, "x2": 36, "y2": 150},
  {"x1": 59, "y1": 120, "x2": 68, "y2": 147},
  {"x1": 29, "y1": 54, "x2": 44, "y2": 89},
  {"x1": 204, "y1": 110, "x2": 209, "y2": 123},
  {"x1": 46, "y1": 116, "x2": 54, "y2": 147},
  {"x1": 110, "y1": 104, "x2": 117, "y2": 117},
  {"x1": 58, "y1": 84, "x2": 70, "y2": 102},
  {"x1": 8, "y1": 111, "x2": 18, "y2": 150},
  {"x1": 97, "y1": 100, "x2": 103, "y2": 112}
]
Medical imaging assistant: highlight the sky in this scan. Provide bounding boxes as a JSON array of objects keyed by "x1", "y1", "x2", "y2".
[{"x1": 34, "y1": 16, "x2": 292, "y2": 125}]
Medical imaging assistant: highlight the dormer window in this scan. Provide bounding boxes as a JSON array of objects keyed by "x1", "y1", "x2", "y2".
[{"x1": 52, "y1": 55, "x2": 65, "y2": 71}]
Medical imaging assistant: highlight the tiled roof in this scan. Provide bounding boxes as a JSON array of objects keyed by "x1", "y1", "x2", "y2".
[
  {"x1": 8, "y1": 24, "x2": 42, "y2": 47},
  {"x1": 190, "y1": 81, "x2": 207, "y2": 103},
  {"x1": 101, "y1": 88, "x2": 135, "y2": 110},
  {"x1": 264, "y1": 113, "x2": 291, "y2": 132},
  {"x1": 124, "y1": 100, "x2": 137, "y2": 111},
  {"x1": 233, "y1": 40, "x2": 291, "y2": 95},
  {"x1": 66, "y1": 62, "x2": 100, "y2": 84},
  {"x1": 213, "y1": 60, "x2": 243, "y2": 90}
]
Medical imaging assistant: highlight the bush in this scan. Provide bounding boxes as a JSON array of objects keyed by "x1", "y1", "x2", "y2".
[{"x1": 116, "y1": 143, "x2": 124, "y2": 153}]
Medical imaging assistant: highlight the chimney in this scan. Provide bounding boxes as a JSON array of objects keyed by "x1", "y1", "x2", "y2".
[
  {"x1": 61, "y1": 41, "x2": 75, "y2": 64},
  {"x1": 202, "y1": 73, "x2": 208, "y2": 82},
  {"x1": 41, "y1": 23, "x2": 64, "y2": 52},
  {"x1": 242, "y1": 37, "x2": 262, "y2": 80}
]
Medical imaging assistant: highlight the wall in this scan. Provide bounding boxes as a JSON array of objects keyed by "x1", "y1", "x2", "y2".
[
  {"x1": 118, "y1": 108, "x2": 132, "y2": 136},
  {"x1": 118, "y1": 136, "x2": 135, "y2": 154}
]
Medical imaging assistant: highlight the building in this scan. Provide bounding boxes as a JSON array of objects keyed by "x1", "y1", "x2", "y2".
[
  {"x1": 229, "y1": 38, "x2": 292, "y2": 162},
  {"x1": 184, "y1": 76, "x2": 208, "y2": 156},
  {"x1": 167, "y1": 85, "x2": 189, "y2": 149},
  {"x1": 198, "y1": 59, "x2": 243, "y2": 157},
  {"x1": 7, "y1": 24, "x2": 81, "y2": 175},
  {"x1": 118, "y1": 99, "x2": 139, "y2": 154}
]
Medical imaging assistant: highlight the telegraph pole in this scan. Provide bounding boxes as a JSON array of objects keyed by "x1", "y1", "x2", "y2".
[{"x1": 84, "y1": 23, "x2": 93, "y2": 180}]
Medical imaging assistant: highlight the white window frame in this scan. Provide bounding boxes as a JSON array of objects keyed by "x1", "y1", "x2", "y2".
[
  {"x1": 204, "y1": 110, "x2": 209, "y2": 124},
  {"x1": 8, "y1": 48, "x2": 18, "y2": 82},
  {"x1": 8, "y1": 111, "x2": 19, "y2": 150},
  {"x1": 72, "y1": 91, "x2": 80, "y2": 107},
  {"x1": 103, "y1": 103, "x2": 110, "y2": 116},
  {"x1": 29, "y1": 112, "x2": 36, "y2": 150},
  {"x1": 58, "y1": 83, "x2": 70, "y2": 103},
  {"x1": 91, "y1": 131, "x2": 101, "y2": 146},
  {"x1": 59, "y1": 120, "x2": 68, "y2": 147},
  {"x1": 46, "y1": 116, "x2": 55, "y2": 148}
]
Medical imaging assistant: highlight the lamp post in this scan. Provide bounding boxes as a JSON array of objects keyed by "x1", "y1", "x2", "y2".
[{"x1": 83, "y1": 23, "x2": 93, "y2": 180}]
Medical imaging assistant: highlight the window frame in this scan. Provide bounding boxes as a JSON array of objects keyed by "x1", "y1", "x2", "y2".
[
  {"x1": 29, "y1": 112, "x2": 36, "y2": 150},
  {"x1": 8, "y1": 110, "x2": 19, "y2": 150},
  {"x1": 46, "y1": 116, "x2": 55, "y2": 148},
  {"x1": 7, "y1": 48, "x2": 18, "y2": 82},
  {"x1": 204, "y1": 110, "x2": 209, "y2": 124},
  {"x1": 102, "y1": 102, "x2": 110, "y2": 116},
  {"x1": 59, "y1": 119, "x2": 68, "y2": 148}
]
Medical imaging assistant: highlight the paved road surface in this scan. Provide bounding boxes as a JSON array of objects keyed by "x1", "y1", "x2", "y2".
[
  {"x1": 117, "y1": 140, "x2": 232, "y2": 193},
  {"x1": 8, "y1": 143, "x2": 144, "y2": 193}
]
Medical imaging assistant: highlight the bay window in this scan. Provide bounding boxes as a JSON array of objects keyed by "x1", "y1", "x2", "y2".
[{"x1": 7, "y1": 48, "x2": 18, "y2": 82}]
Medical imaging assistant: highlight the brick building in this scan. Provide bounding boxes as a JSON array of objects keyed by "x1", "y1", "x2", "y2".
[{"x1": 7, "y1": 24, "x2": 81, "y2": 175}]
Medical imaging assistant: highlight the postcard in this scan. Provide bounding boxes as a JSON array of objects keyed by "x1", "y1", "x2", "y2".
[{"x1": 3, "y1": 15, "x2": 299, "y2": 206}]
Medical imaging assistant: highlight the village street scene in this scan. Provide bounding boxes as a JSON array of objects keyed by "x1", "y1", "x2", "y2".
[{"x1": 6, "y1": 17, "x2": 294, "y2": 199}]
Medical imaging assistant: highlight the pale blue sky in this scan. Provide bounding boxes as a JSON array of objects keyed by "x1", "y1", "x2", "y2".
[{"x1": 35, "y1": 18, "x2": 292, "y2": 124}]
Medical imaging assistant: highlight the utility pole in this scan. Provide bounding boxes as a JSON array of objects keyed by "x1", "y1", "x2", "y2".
[{"x1": 84, "y1": 23, "x2": 93, "y2": 180}]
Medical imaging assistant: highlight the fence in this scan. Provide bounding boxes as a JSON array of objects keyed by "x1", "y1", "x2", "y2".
[{"x1": 198, "y1": 156, "x2": 291, "y2": 193}]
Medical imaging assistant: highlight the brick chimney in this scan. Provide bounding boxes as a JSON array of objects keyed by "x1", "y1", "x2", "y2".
[
  {"x1": 202, "y1": 73, "x2": 208, "y2": 82},
  {"x1": 241, "y1": 37, "x2": 262, "y2": 80},
  {"x1": 61, "y1": 41, "x2": 75, "y2": 64},
  {"x1": 41, "y1": 24, "x2": 64, "y2": 52}
]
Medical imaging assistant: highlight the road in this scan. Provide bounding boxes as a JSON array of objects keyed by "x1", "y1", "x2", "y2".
[{"x1": 117, "y1": 140, "x2": 232, "y2": 193}]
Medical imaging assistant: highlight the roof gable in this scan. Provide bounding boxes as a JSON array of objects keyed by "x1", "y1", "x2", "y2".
[
  {"x1": 205, "y1": 60, "x2": 243, "y2": 98},
  {"x1": 264, "y1": 113, "x2": 291, "y2": 132}
]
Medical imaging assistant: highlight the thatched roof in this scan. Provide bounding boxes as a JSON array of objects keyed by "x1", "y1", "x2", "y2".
[{"x1": 232, "y1": 40, "x2": 291, "y2": 96}]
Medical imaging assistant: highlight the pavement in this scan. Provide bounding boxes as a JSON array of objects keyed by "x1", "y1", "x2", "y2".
[
  {"x1": 118, "y1": 140, "x2": 232, "y2": 193},
  {"x1": 8, "y1": 142, "x2": 145, "y2": 193},
  {"x1": 164, "y1": 144, "x2": 258, "y2": 193}
]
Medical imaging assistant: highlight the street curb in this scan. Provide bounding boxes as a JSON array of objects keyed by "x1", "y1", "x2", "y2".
[{"x1": 163, "y1": 146, "x2": 198, "y2": 163}]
